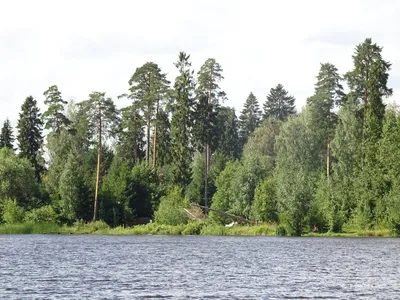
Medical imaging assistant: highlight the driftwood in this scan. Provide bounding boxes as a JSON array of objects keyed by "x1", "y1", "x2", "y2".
[{"x1": 190, "y1": 203, "x2": 253, "y2": 224}]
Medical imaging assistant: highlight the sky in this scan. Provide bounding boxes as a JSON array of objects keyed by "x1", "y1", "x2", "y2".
[{"x1": 1, "y1": 0, "x2": 400, "y2": 129}]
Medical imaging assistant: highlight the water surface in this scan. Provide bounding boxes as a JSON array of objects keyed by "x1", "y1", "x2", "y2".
[{"x1": 0, "y1": 235, "x2": 399, "y2": 299}]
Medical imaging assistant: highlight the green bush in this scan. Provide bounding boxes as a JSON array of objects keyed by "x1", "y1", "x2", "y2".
[
  {"x1": 154, "y1": 186, "x2": 189, "y2": 226},
  {"x1": 182, "y1": 221, "x2": 208, "y2": 235},
  {"x1": 2, "y1": 199, "x2": 25, "y2": 224},
  {"x1": 200, "y1": 224, "x2": 227, "y2": 236},
  {"x1": 275, "y1": 225, "x2": 287, "y2": 236},
  {"x1": 25, "y1": 205, "x2": 59, "y2": 224}
]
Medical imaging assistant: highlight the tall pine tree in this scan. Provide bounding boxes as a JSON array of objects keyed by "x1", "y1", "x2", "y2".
[
  {"x1": 78, "y1": 92, "x2": 120, "y2": 222},
  {"x1": 263, "y1": 84, "x2": 296, "y2": 120},
  {"x1": 17, "y1": 96, "x2": 44, "y2": 181},
  {"x1": 0, "y1": 118, "x2": 15, "y2": 150},
  {"x1": 194, "y1": 58, "x2": 227, "y2": 210},
  {"x1": 127, "y1": 62, "x2": 170, "y2": 167}
]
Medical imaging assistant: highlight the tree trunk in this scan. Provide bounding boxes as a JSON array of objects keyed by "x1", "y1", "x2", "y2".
[
  {"x1": 146, "y1": 117, "x2": 151, "y2": 164},
  {"x1": 204, "y1": 144, "x2": 208, "y2": 211},
  {"x1": 326, "y1": 136, "x2": 331, "y2": 181},
  {"x1": 132, "y1": 109, "x2": 138, "y2": 164},
  {"x1": 152, "y1": 100, "x2": 159, "y2": 169},
  {"x1": 93, "y1": 104, "x2": 102, "y2": 222}
]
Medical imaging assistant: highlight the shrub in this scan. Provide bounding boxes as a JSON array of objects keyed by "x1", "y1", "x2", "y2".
[
  {"x1": 2, "y1": 199, "x2": 25, "y2": 224},
  {"x1": 25, "y1": 205, "x2": 59, "y2": 224},
  {"x1": 154, "y1": 186, "x2": 189, "y2": 226},
  {"x1": 182, "y1": 221, "x2": 208, "y2": 235}
]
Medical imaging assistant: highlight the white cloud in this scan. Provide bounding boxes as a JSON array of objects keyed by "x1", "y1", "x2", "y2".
[{"x1": 1, "y1": 0, "x2": 400, "y2": 128}]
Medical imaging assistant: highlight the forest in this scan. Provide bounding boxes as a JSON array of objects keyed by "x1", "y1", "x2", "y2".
[{"x1": 1, "y1": 38, "x2": 400, "y2": 236}]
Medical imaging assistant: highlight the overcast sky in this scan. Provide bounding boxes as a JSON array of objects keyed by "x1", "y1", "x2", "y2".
[{"x1": 1, "y1": 0, "x2": 400, "y2": 129}]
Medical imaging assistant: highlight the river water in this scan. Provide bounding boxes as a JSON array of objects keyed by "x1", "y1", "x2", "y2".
[{"x1": 0, "y1": 235, "x2": 399, "y2": 299}]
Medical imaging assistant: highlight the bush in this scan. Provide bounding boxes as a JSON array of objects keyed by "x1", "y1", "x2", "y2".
[
  {"x1": 2, "y1": 199, "x2": 25, "y2": 224},
  {"x1": 182, "y1": 221, "x2": 208, "y2": 235},
  {"x1": 275, "y1": 225, "x2": 287, "y2": 236},
  {"x1": 154, "y1": 186, "x2": 189, "y2": 226},
  {"x1": 25, "y1": 205, "x2": 59, "y2": 224},
  {"x1": 251, "y1": 178, "x2": 278, "y2": 222}
]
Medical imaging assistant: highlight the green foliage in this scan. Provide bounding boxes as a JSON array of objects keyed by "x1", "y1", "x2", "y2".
[
  {"x1": 170, "y1": 52, "x2": 195, "y2": 187},
  {"x1": 59, "y1": 149, "x2": 91, "y2": 222},
  {"x1": 251, "y1": 178, "x2": 278, "y2": 222},
  {"x1": 0, "y1": 147, "x2": 39, "y2": 210},
  {"x1": 100, "y1": 155, "x2": 132, "y2": 226},
  {"x1": 125, "y1": 161, "x2": 160, "y2": 218},
  {"x1": 239, "y1": 92, "x2": 261, "y2": 146},
  {"x1": 181, "y1": 220, "x2": 208, "y2": 235},
  {"x1": 42, "y1": 85, "x2": 70, "y2": 133},
  {"x1": 16, "y1": 95, "x2": 44, "y2": 181},
  {"x1": 210, "y1": 160, "x2": 242, "y2": 224},
  {"x1": 186, "y1": 152, "x2": 205, "y2": 204},
  {"x1": 154, "y1": 186, "x2": 189, "y2": 225},
  {"x1": 214, "y1": 106, "x2": 240, "y2": 159},
  {"x1": 263, "y1": 84, "x2": 296, "y2": 121},
  {"x1": 2, "y1": 199, "x2": 25, "y2": 224},
  {"x1": 0, "y1": 118, "x2": 15, "y2": 151},
  {"x1": 127, "y1": 62, "x2": 170, "y2": 163},
  {"x1": 25, "y1": 205, "x2": 59, "y2": 224}
]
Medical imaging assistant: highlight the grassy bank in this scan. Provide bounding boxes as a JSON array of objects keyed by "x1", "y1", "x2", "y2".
[{"x1": 0, "y1": 221, "x2": 395, "y2": 237}]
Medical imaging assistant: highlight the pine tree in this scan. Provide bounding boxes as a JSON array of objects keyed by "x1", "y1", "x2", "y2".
[
  {"x1": 263, "y1": 84, "x2": 296, "y2": 120},
  {"x1": 0, "y1": 118, "x2": 15, "y2": 150},
  {"x1": 42, "y1": 85, "x2": 70, "y2": 134},
  {"x1": 194, "y1": 58, "x2": 227, "y2": 210},
  {"x1": 127, "y1": 62, "x2": 170, "y2": 167},
  {"x1": 306, "y1": 63, "x2": 345, "y2": 174},
  {"x1": 170, "y1": 52, "x2": 195, "y2": 186},
  {"x1": 16, "y1": 96, "x2": 44, "y2": 181},
  {"x1": 78, "y1": 92, "x2": 120, "y2": 222},
  {"x1": 239, "y1": 92, "x2": 261, "y2": 146}
]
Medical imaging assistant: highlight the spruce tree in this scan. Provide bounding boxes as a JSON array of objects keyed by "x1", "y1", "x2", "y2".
[
  {"x1": 263, "y1": 84, "x2": 296, "y2": 120},
  {"x1": 117, "y1": 104, "x2": 145, "y2": 166},
  {"x1": 42, "y1": 85, "x2": 70, "y2": 134},
  {"x1": 344, "y1": 39, "x2": 392, "y2": 226},
  {"x1": 239, "y1": 92, "x2": 261, "y2": 146},
  {"x1": 170, "y1": 52, "x2": 195, "y2": 186},
  {"x1": 16, "y1": 96, "x2": 44, "y2": 181},
  {"x1": 0, "y1": 118, "x2": 15, "y2": 150}
]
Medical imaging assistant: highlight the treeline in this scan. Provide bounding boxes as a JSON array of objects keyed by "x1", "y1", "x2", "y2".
[{"x1": 1, "y1": 38, "x2": 400, "y2": 235}]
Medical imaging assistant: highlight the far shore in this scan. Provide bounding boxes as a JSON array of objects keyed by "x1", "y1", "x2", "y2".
[{"x1": 0, "y1": 221, "x2": 394, "y2": 237}]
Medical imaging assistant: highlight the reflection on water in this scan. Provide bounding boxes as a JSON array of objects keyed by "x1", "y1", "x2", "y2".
[{"x1": 0, "y1": 235, "x2": 399, "y2": 299}]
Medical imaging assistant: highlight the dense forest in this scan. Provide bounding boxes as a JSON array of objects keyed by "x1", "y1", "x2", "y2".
[{"x1": 1, "y1": 38, "x2": 400, "y2": 236}]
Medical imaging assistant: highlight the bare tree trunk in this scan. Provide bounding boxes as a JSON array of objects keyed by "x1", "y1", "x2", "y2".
[
  {"x1": 146, "y1": 117, "x2": 151, "y2": 164},
  {"x1": 327, "y1": 136, "x2": 331, "y2": 181},
  {"x1": 132, "y1": 109, "x2": 138, "y2": 164},
  {"x1": 204, "y1": 73, "x2": 212, "y2": 213},
  {"x1": 152, "y1": 100, "x2": 159, "y2": 169},
  {"x1": 204, "y1": 144, "x2": 208, "y2": 211},
  {"x1": 93, "y1": 104, "x2": 102, "y2": 222},
  {"x1": 152, "y1": 121, "x2": 157, "y2": 169}
]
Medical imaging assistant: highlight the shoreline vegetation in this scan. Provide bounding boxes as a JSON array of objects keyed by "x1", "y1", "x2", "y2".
[
  {"x1": 3, "y1": 39, "x2": 400, "y2": 237},
  {"x1": 0, "y1": 221, "x2": 393, "y2": 237}
]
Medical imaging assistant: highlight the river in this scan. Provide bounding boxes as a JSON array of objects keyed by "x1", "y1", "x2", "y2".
[{"x1": 0, "y1": 235, "x2": 399, "y2": 299}]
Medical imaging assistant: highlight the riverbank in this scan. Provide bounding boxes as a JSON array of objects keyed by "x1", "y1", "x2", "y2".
[{"x1": 0, "y1": 221, "x2": 395, "y2": 237}]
